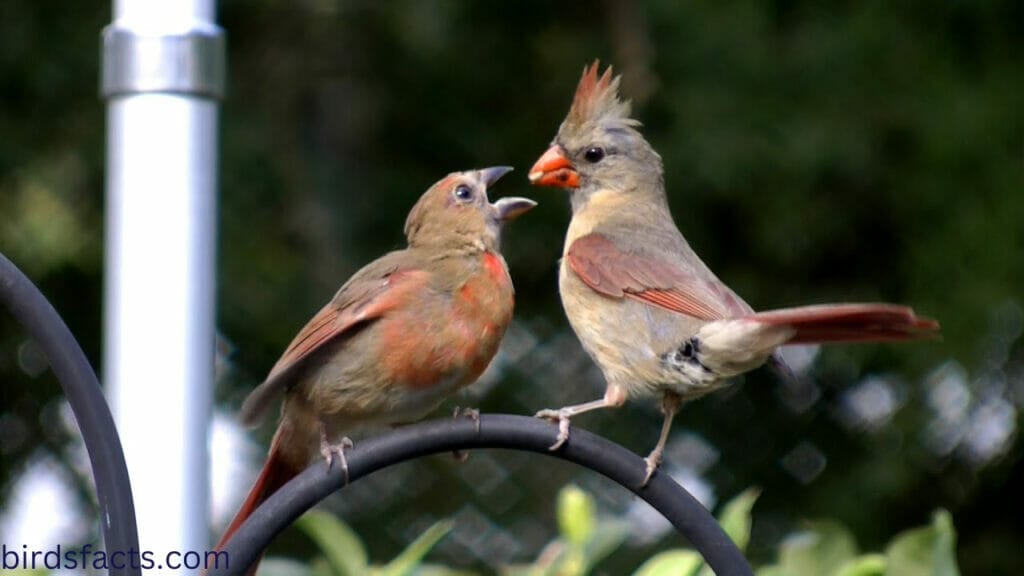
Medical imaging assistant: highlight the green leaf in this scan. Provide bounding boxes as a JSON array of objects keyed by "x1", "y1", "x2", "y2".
[
  {"x1": 633, "y1": 550, "x2": 704, "y2": 576},
  {"x1": 556, "y1": 549, "x2": 588, "y2": 576},
  {"x1": 557, "y1": 484, "x2": 596, "y2": 546},
  {"x1": 884, "y1": 510, "x2": 959, "y2": 576},
  {"x1": 835, "y1": 554, "x2": 886, "y2": 576},
  {"x1": 411, "y1": 565, "x2": 481, "y2": 576},
  {"x1": 694, "y1": 488, "x2": 761, "y2": 576},
  {"x1": 379, "y1": 520, "x2": 455, "y2": 576},
  {"x1": 311, "y1": 557, "x2": 339, "y2": 576},
  {"x1": 768, "y1": 520, "x2": 858, "y2": 576},
  {"x1": 717, "y1": 488, "x2": 761, "y2": 552},
  {"x1": 579, "y1": 520, "x2": 631, "y2": 573},
  {"x1": 498, "y1": 566, "x2": 543, "y2": 576},
  {"x1": 258, "y1": 558, "x2": 315, "y2": 576},
  {"x1": 294, "y1": 510, "x2": 369, "y2": 576}
]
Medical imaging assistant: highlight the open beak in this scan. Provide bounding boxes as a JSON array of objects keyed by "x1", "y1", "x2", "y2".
[
  {"x1": 480, "y1": 166, "x2": 515, "y2": 187},
  {"x1": 492, "y1": 196, "x2": 537, "y2": 221},
  {"x1": 527, "y1": 145, "x2": 579, "y2": 188}
]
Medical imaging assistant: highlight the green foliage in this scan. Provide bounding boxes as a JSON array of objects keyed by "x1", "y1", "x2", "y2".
[
  {"x1": 261, "y1": 486, "x2": 959, "y2": 576},
  {"x1": 295, "y1": 510, "x2": 368, "y2": 576},
  {"x1": 883, "y1": 511, "x2": 959, "y2": 576},
  {"x1": 519, "y1": 486, "x2": 960, "y2": 576},
  {"x1": 633, "y1": 551, "x2": 704, "y2": 576},
  {"x1": 714, "y1": 487, "x2": 760, "y2": 554},
  {"x1": 758, "y1": 509, "x2": 959, "y2": 576},
  {"x1": 632, "y1": 489, "x2": 759, "y2": 576},
  {"x1": 265, "y1": 509, "x2": 473, "y2": 576},
  {"x1": 757, "y1": 521, "x2": 859, "y2": 576},
  {"x1": 502, "y1": 484, "x2": 630, "y2": 576}
]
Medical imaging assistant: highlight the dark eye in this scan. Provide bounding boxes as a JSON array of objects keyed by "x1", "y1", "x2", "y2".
[
  {"x1": 584, "y1": 147, "x2": 605, "y2": 163},
  {"x1": 453, "y1": 185, "x2": 474, "y2": 202}
]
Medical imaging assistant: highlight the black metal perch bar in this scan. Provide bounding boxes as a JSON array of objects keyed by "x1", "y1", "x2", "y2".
[
  {"x1": 0, "y1": 252, "x2": 141, "y2": 576},
  {"x1": 213, "y1": 414, "x2": 754, "y2": 576}
]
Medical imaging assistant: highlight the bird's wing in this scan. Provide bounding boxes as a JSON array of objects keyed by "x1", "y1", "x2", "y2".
[
  {"x1": 567, "y1": 233, "x2": 748, "y2": 321},
  {"x1": 239, "y1": 253, "x2": 430, "y2": 425}
]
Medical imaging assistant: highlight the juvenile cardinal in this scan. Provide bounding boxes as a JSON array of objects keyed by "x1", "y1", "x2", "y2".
[
  {"x1": 528, "y1": 62, "x2": 938, "y2": 485},
  {"x1": 214, "y1": 167, "x2": 535, "y2": 570}
]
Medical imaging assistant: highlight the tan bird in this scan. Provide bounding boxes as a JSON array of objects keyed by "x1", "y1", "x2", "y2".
[
  {"x1": 214, "y1": 167, "x2": 535, "y2": 573},
  {"x1": 528, "y1": 62, "x2": 938, "y2": 485}
]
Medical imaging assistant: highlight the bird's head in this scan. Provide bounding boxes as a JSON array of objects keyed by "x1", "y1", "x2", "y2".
[
  {"x1": 405, "y1": 167, "x2": 536, "y2": 251},
  {"x1": 528, "y1": 61, "x2": 664, "y2": 213}
]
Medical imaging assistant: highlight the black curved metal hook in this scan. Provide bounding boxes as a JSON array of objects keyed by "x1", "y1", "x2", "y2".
[
  {"x1": 212, "y1": 414, "x2": 753, "y2": 576},
  {"x1": 0, "y1": 252, "x2": 141, "y2": 576}
]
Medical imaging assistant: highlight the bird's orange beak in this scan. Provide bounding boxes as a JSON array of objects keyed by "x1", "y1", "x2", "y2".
[{"x1": 527, "y1": 145, "x2": 579, "y2": 189}]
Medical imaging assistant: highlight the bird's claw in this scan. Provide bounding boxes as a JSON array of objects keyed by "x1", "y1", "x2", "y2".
[
  {"x1": 451, "y1": 407, "x2": 481, "y2": 462},
  {"x1": 535, "y1": 408, "x2": 572, "y2": 451},
  {"x1": 642, "y1": 454, "x2": 660, "y2": 487},
  {"x1": 320, "y1": 436, "x2": 354, "y2": 485},
  {"x1": 453, "y1": 406, "x2": 481, "y2": 433}
]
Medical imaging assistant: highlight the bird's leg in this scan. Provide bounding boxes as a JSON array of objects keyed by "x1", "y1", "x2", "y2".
[
  {"x1": 535, "y1": 385, "x2": 627, "y2": 451},
  {"x1": 451, "y1": 406, "x2": 481, "y2": 462},
  {"x1": 642, "y1": 392, "x2": 682, "y2": 486},
  {"x1": 319, "y1": 422, "x2": 354, "y2": 484}
]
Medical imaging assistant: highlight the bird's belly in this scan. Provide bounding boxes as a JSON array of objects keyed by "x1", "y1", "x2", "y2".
[
  {"x1": 309, "y1": 275, "x2": 513, "y2": 428},
  {"x1": 559, "y1": 265, "x2": 720, "y2": 399}
]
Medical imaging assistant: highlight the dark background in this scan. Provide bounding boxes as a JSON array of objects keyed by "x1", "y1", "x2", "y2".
[{"x1": 1, "y1": 0, "x2": 1021, "y2": 573}]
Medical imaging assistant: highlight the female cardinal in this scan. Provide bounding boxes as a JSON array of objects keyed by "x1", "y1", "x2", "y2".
[
  {"x1": 214, "y1": 167, "x2": 535, "y2": 566},
  {"x1": 528, "y1": 62, "x2": 938, "y2": 485}
]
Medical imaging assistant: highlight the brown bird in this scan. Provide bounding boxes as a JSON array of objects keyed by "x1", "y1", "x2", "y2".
[
  {"x1": 528, "y1": 62, "x2": 938, "y2": 485},
  {"x1": 214, "y1": 167, "x2": 535, "y2": 570}
]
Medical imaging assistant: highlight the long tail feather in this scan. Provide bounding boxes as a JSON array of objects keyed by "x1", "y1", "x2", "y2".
[
  {"x1": 213, "y1": 424, "x2": 305, "y2": 575},
  {"x1": 747, "y1": 303, "x2": 939, "y2": 345}
]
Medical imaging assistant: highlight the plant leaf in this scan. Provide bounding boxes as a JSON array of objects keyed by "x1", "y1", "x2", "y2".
[
  {"x1": 884, "y1": 510, "x2": 959, "y2": 576},
  {"x1": 311, "y1": 557, "x2": 339, "y2": 576},
  {"x1": 718, "y1": 488, "x2": 761, "y2": 552},
  {"x1": 379, "y1": 520, "x2": 455, "y2": 576},
  {"x1": 633, "y1": 550, "x2": 704, "y2": 576},
  {"x1": 295, "y1": 510, "x2": 369, "y2": 576},
  {"x1": 694, "y1": 488, "x2": 761, "y2": 576},
  {"x1": 579, "y1": 520, "x2": 630, "y2": 572},
  {"x1": 770, "y1": 520, "x2": 858, "y2": 576},
  {"x1": 412, "y1": 565, "x2": 481, "y2": 576},
  {"x1": 835, "y1": 554, "x2": 886, "y2": 576},
  {"x1": 557, "y1": 484, "x2": 596, "y2": 546},
  {"x1": 258, "y1": 557, "x2": 315, "y2": 576}
]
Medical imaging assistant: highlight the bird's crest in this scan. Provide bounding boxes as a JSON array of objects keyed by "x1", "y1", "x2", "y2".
[{"x1": 565, "y1": 60, "x2": 635, "y2": 129}]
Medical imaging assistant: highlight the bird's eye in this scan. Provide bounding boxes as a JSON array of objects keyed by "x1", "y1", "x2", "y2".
[
  {"x1": 584, "y1": 147, "x2": 605, "y2": 163},
  {"x1": 453, "y1": 185, "x2": 474, "y2": 202}
]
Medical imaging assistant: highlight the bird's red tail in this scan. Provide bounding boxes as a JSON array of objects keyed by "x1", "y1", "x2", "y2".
[
  {"x1": 213, "y1": 425, "x2": 305, "y2": 575},
  {"x1": 748, "y1": 303, "x2": 939, "y2": 344}
]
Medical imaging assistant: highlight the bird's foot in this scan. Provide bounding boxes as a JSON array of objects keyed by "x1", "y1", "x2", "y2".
[
  {"x1": 642, "y1": 452, "x2": 662, "y2": 487},
  {"x1": 320, "y1": 436, "x2": 354, "y2": 484},
  {"x1": 451, "y1": 407, "x2": 481, "y2": 462},
  {"x1": 535, "y1": 408, "x2": 573, "y2": 451},
  {"x1": 453, "y1": 406, "x2": 481, "y2": 433}
]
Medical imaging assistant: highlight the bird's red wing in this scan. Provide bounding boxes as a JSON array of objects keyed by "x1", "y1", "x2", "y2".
[
  {"x1": 567, "y1": 233, "x2": 744, "y2": 321},
  {"x1": 268, "y1": 268, "x2": 429, "y2": 380},
  {"x1": 264, "y1": 303, "x2": 359, "y2": 381},
  {"x1": 239, "y1": 267, "x2": 430, "y2": 425}
]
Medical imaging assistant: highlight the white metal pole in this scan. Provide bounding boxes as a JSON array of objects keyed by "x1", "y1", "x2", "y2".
[{"x1": 101, "y1": 1, "x2": 224, "y2": 572}]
